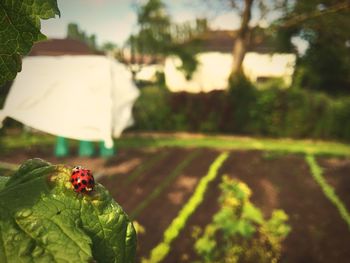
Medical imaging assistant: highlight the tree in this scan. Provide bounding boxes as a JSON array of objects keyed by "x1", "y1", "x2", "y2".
[
  {"x1": 136, "y1": 0, "x2": 172, "y2": 56},
  {"x1": 101, "y1": 42, "x2": 118, "y2": 52},
  {"x1": 66, "y1": 23, "x2": 98, "y2": 51},
  {"x1": 231, "y1": 0, "x2": 254, "y2": 77},
  {"x1": 205, "y1": 0, "x2": 288, "y2": 80},
  {"x1": 277, "y1": 0, "x2": 350, "y2": 94},
  {"x1": 127, "y1": 0, "x2": 207, "y2": 79}
]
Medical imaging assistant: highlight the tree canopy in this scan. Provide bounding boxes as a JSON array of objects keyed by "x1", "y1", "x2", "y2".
[
  {"x1": 66, "y1": 23, "x2": 98, "y2": 51},
  {"x1": 278, "y1": 0, "x2": 350, "y2": 94},
  {"x1": 127, "y1": 0, "x2": 208, "y2": 79}
]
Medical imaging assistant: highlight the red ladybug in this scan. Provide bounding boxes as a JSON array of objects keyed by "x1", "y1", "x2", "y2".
[{"x1": 70, "y1": 166, "x2": 95, "y2": 193}]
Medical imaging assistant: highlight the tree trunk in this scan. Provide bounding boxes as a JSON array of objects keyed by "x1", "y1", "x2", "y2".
[{"x1": 230, "y1": 0, "x2": 254, "y2": 79}]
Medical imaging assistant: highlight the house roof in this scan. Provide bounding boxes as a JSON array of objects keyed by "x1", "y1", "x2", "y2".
[
  {"x1": 29, "y1": 38, "x2": 102, "y2": 56},
  {"x1": 199, "y1": 30, "x2": 237, "y2": 53},
  {"x1": 199, "y1": 29, "x2": 276, "y2": 53}
]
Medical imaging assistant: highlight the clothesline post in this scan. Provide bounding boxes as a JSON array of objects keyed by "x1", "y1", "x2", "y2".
[
  {"x1": 55, "y1": 136, "x2": 69, "y2": 157},
  {"x1": 54, "y1": 137, "x2": 115, "y2": 158},
  {"x1": 99, "y1": 141, "x2": 115, "y2": 157}
]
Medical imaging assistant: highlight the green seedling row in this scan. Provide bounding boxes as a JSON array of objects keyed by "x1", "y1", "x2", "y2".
[
  {"x1": 306, "y1": 155, "x2": 350, "y2": 230},
  {"x1": 143, "y1": 152, "x2": 229, "y2": 263}
]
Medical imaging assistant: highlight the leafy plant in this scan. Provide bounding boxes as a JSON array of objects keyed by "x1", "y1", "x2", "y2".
[
  {"x1": 194, "y1": 175, "x2": 291, "y2": 263},
  {"x1": 0, "y1": 158, "x2": 136, "y2": 263},
  {"x1": 0, "y1": 0, "x2": 60, "y2": 86}
]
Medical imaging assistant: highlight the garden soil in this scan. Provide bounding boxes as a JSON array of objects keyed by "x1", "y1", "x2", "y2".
[
  {"x1": 1, "y1": 147, "x2": 350, "y2": 263},
  {"x1": 318, "y1": 157, "x2": 350, "y2": 212}
]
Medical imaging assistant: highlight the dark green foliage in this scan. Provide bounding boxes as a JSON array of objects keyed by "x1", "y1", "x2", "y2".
[
  {"x1": 168, "y1": 39, "x2": 202, "y2": 80},
  {"x1": 228, "y1": 74, "x2": 258, "y2": 134},
  {"x1": 66, "y1": 23, "x2": 98, "y2": 51},
  {"x1": 278, "y1": 0, "x2": 350, "y2": 94},
  {"x1": 132, "y1": 86, "x2": 174, "y2": 131},
  {"x1": 0, "y1": 0, "x2": 60, "y2": 86},
  {"x1": 132, "y1": 83, "x2": 350, "y2": 141},
  {"x1": 294, "y1": 40, "x2": 350, "y2": 94},
  {"x1": 129, "y1": 0, "x2": 207, "y2": 79}
]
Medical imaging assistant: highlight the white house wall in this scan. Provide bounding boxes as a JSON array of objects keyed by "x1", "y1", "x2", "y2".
[{"x1": 164, "y1": 52, "x2": 296, "y2": 93}]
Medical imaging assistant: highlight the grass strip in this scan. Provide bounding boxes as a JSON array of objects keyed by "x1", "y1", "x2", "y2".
[
  {"x1": 2, "y1": 133, "x2": 350, "y2": 157},
  {"x1": 0, "y1": 161, "x2": 18, "y2": 171},
  {"x1": 130, "y1": 150, "x2": 200, "y2": 219},
  {"x1": 114, "y1": 136, "x2": 350, "y2": 157},
  {"x1": 306, "y1": 155, "x2": 350, "y2": 230},
  {"x1": 143, "y1": 152, "x2": 229, "y2": 263},
  {"x1": 121, "y1": 151, "x2": 169, "y2": 188}
]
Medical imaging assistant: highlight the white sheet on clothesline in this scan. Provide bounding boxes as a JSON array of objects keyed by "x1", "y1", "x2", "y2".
[{"x1": 0, "y1": 55, "x2": 139, "y2": 147}]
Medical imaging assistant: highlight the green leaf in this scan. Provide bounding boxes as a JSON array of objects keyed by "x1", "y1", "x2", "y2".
[
  {"x1": 0, "y1": 0, "x2": 60, "y2": 86},
  {"x1": 0, "y1": 176, "x2": 9, "y2": 191},
  {"x1": 243, "y1": 203, "x2": 263, "y2": 224},
  {"x1": 0, "y1": 158, "x2": 136, "y2": 263}
]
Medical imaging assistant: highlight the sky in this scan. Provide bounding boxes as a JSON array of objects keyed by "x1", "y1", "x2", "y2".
[
  {"x1": 41, "y1": 0, "x2": 308, "y2": 54},
  {"x1": 41, "y1": 0, "x2": 243, "y2": 46}
]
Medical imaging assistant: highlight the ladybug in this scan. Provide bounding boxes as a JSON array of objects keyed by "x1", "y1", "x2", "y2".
[{"x1": 70, "y1": 166, "x2": 95, "y2": 193}]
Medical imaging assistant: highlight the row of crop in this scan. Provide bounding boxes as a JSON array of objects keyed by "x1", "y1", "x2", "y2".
[
  {"x1": 142, "y1": 151, "x2": 293, "y2": 263},
  {"x1": 305, "y1": 155, "x2": 350, "y2": 229},
  {"x1": 130, "y1": 150, "x2": 200, "y2": 219},
  {"x1": 142, "y1": 152, "x2": 229, "y2": 263},
  {"x1": 141, "y1": 152, "x2": 350, "y2": 263},
  {"x1": 193, "y1": 175, "x2": 290, "y2": 262},
  {"x1": 120, "y1": 151, "x2": 170, "y2": 188}
]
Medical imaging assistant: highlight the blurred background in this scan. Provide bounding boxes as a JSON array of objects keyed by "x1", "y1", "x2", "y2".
[{"x1": 1, "y1": 0, "x2": 350, "y2": 262}]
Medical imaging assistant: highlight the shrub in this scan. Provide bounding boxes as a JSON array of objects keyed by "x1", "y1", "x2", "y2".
[
  {"x1": 132, "y1": 83, "x2": 350, "y2": 141},
  {"x1": 132, "y1": 86, "x2": 174, "y2": 131},
  {"x1": 193, "y1": 175, "x2": 291, "y2": 263}
]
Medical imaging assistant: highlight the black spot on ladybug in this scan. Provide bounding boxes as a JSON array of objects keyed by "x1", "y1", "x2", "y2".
[
  {"x1": 89, "y1": 179, "x2": 93, "y2": 184},
  {"x1": 74, "y1": 185, "x2": 79, "y2": 189},
  {"x1": 75, "y1": 178, "x2": 78, "y2": 182},
  {"x1": 78, "y1": 183, "x2": 81, "y2": 187},
  {"x1": 82, "y1": 180, "x2": 87, "y2": 185}
]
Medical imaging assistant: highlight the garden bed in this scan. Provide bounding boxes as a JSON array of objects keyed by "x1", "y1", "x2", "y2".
[
  {"x1": 318, "y1": 157, "x2": 350, "y2": 212},
  {"x1": 1, "y1": 145, "x2": 350, "y2": 262}
]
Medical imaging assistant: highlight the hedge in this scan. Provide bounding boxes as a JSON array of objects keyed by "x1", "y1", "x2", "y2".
[{"x1": 132, "y1": 83, "x2": 350, "y2": 141}]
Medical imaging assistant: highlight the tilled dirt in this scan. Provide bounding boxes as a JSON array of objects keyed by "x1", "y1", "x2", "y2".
[{"x1": 1, "y1": 147, "x2": 350, "y2": 263}]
